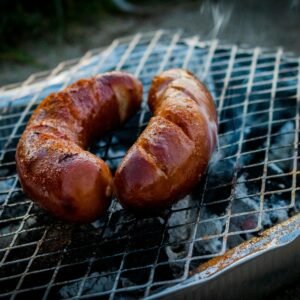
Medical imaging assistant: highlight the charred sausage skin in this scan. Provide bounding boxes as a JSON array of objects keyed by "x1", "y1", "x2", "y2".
[
  {"x1": 16, "y1": 72, "x2": 142, "y2": 223},
  {"x1": 114, "y1": 69, "x2": 217, "y2": 213}
]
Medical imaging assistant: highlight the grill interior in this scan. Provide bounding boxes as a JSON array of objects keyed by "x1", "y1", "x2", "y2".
[{"x1": 0, "y1": 30, "x2": 299, "y2": 299}]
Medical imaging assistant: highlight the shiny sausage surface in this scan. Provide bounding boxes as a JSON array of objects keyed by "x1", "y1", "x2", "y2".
[
  {"x1": 16, "y1": 71, "x2": 142, "y2": 223},
  {"x1": 114, "y1": 69, "x2": 217, "y2": 213}
]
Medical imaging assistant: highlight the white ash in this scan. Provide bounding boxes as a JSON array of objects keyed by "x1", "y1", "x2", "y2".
[
  {"x1": 232, "y1": 175, "x2": 289, "y2": 230},
  {"x1": 262, "y1": 199, "x2": 289, "y2": 228},
  {"x1": 0, "y1": 178, "x2": 15, "y2": 198},
  {"x1": 107, "y1": 147, "x2": 125, "y2": 159},
  {"x1": 231, "y1": 176, "x2": 260, "y2": 238},
  {"x1": 165, "y1": 195, "x2": 224, "y2": 261},
  {"x1": 59, "y1": 272, "x2": 115, "y2": 298},
  {"x1": 268, "y1": 162, "x2": 284, "y2": 175},
  {"x1": 107, "y1": 150, "x2": 125, "y2": 171},
  {"x1": 268, "y1": 121, "x2": 295, "y2": 172},
  {"x1": 24, "y1": 215, "x2": 37, "y2": 228},
  {"x1": 210, "y1": 148, "x2": 227, "y2": 165},
  {"x1": 235, "y1": 175, "x2": 260, "y2": 211},
  {"x1": 110, "y1": 201, "x2": 124, "y2": 213},
  {"x1": 261, "y1": 121, "x2": 294, "y2": 225},
  {"x1": 194, "y1": 207, "x2": 224, "y2": 255},
  {"x1": 166, "y1": 196, "x2": 196, "y2": 245},
  {"x1": 91, "y1": 219, "x2": 105, "y2": 229},
  {"x1": 0, "y1": 214, "x2": 37, "y2": 248},
  {"x1": 167, "y1": 196, "x2": 196, "y2": 230},
  {"x1": 165, "y1": 196, "x2": 196, "y2": 264}
]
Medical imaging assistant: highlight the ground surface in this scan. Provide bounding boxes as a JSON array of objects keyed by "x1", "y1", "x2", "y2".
[
  {"x1": 1, "y1": 0, "x2": 300, "y2": 86},
  {"x1": 0, "y1": 0, "x2": 299, "y2": 298}
]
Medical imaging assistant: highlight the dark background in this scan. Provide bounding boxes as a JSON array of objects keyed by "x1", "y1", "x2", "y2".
[
  {"x1": 0, "y1": 0, "x2": 299, "y2": 299},
  {"x1": 0, "y1": 0, "x2": 300, "y2": 86}
]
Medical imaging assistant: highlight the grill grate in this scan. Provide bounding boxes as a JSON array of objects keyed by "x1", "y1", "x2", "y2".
[{"x1": 0, "y1": 30, "x2": 299, "y2": 299}]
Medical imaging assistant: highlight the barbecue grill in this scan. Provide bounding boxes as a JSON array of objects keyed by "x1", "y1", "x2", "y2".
[{"x1": 0, "y1": 30, "x2": 299, "y2": 299}]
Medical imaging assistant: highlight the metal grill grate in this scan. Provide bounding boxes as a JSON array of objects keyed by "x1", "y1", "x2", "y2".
[{"x1": 0, "y1": 30, "x2": 299, "y2": 299}]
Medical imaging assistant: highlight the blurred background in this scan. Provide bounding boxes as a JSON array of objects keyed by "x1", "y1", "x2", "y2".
[
  {"x1": 0, "y1": 0, "x2": 299, "y2": 298},
  {"x1": 0, "y1": 0, "x2": 300, "y2": 86}
]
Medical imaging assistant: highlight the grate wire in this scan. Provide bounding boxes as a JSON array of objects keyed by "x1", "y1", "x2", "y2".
[
  {"x1": 258, "y1": 49, "x2": 283, "y2": 227},
  {"x1": 0, "y1": 31, "x2": 299, "y2": 299}
]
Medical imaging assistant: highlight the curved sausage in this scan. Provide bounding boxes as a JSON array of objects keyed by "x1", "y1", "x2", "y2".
[
  {"x1": 114, "y1": 69, "x2": 217, "y2": 213},
  {"x1": 16, "y1": 72, "x2": 142, "y2": 223}
]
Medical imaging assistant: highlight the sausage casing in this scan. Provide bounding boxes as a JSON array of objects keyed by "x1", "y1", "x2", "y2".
[
  {"x1": 16, "y1": 71, "x2": 142, "y2": 223},
  {"x1": 114, "y1": 69, "x2": 217, "y2": 213}
]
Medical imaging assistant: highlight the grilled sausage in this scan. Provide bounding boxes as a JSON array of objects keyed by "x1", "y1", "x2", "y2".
[
  {"x1": 16, "y1": 72, "x2": 142, "y2": 223},
  {"x1": 114, "y1": 69, "x2": 217, "y2": 213}
]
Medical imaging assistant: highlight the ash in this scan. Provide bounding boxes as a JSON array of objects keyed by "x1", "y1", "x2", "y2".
[
  {"x1": 59, "y1": 272, "x2": 116, "y2": 298},
  {"x1": 163, "y1": 103, "x2": 298, "y2": 263}
]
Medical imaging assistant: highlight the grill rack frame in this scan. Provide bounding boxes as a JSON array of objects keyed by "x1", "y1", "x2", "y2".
[{"x1": 0, "y1": 30, "x2": 299, "y2": 299}]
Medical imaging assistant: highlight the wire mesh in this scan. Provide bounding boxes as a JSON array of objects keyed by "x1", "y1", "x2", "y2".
[{"x1": 0, "y1": 30, "x2": 299, "y2": 299}]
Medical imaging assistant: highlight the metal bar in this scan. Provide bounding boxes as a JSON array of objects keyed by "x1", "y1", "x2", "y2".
[
  {"x1": 75, "y1": 257, "x2": 95, "y2": 299},
  {"x1": 214, "y1": 83, "x2": 296, "y2": 104},
  {"x1": 137, "y1": 30, "x2": 182, "y2": 137},
  {"x1": 41, "y1": 38, "x2": 123, "y2": 300},
  {"x1": 291, "y1": 58, "x2": 300, "y2": 208},
  {"x1": 90, "y1": 39, "x2": 120, "y2": 75},
  {"x1": 258, "y1": 48, "x2": 283, "y2": 228},
  {"x1": 200, "y1": 40, "x2": 218, "y2": 81},
  {"x1": 109, "y1": 30, "x2": 184, "y2": 300},
  {"x1": 182, "y1": 36, "x2": 199, "y2": 70},
  {"x1": 144, "y1": 33, "x2": 200, "y2": 299},
  {"x1": 79, "y1": 31, "x2": 164, "y2": 300},
  {"x1": 115, "y1": 33, "x2": 142, "y2": 71},
  {"x1": 0, "y1": 33, "x2": 299, "y2": 300},
  {"x1": 134, "y1": 30, "x2": 164, "y2": 77},
  {"x1": 217, "y1": 45, "x2": 238, "y2": 119},
  {"x1": 0, "y1": 46, "x2": 118, "y2": 262},
  {"x1": 11, "y1": 228, "x2": 49, "y2": 300},
  {"x1": 221, "y1": 48, "x2": 260, "y2": 255},
  {"x1": 184, "y1": 39, "x2": 227, "y2": 281},
  {"x1": 157, "y1": 32, "x2": 182, "y2": 73}
]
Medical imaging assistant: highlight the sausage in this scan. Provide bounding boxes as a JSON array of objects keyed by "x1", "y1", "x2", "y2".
[
  {"x1": 114, "y1": 69, "x2": 217, "y2": 213},
  {"x1": 16, "y1": 71, "x2": 142, "y2": 223}
]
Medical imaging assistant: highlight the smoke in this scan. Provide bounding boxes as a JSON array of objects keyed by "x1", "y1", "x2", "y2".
[{"x1": 199, "y1": 0, "x2": 233, "y2": 39}]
